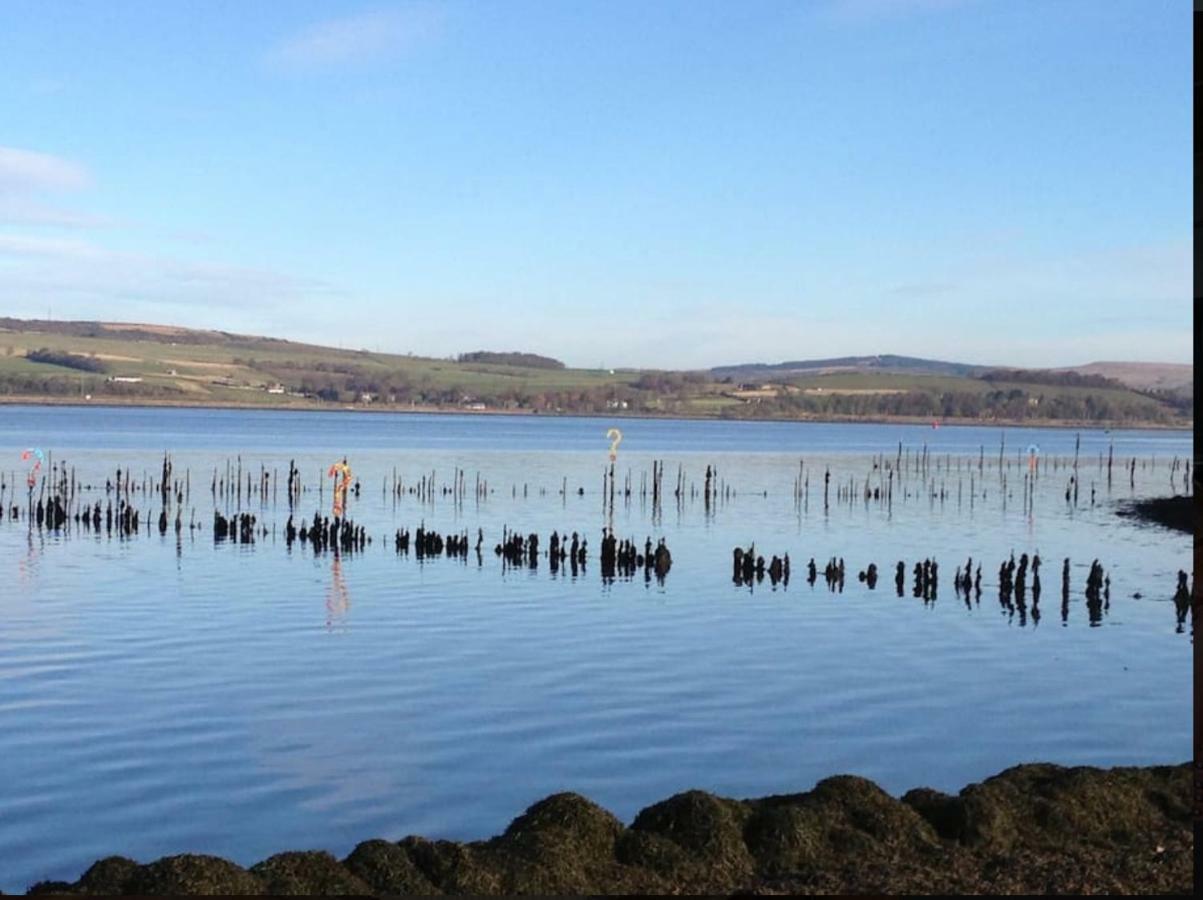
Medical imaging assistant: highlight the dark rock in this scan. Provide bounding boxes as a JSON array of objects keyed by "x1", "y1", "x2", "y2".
[
  {"x1": 248, "y1": 850, "x2": 373, "y2": 895},
  {"x1": 941, "y1": 763, "x2": 1192, "y2": 853},
  {"x1": 499, "y1": 791, "x2": 622, "y2": 863},
  {"x1": 398, "y1": 836, "x2": 501, "y2": 894},
  {"x1": 74, "y1": 856, "x2": 139, "y2": 895},
  {"x1": 342, "y1": 839, "x2": 439, "y2": 895},
  {"x1": 631, "y1": 790, "x2": 755, "y2": 884},
  {"x1": 36, "y1": 761, "x2": 1194, "y2": 895},
  {"x1": 745, "y1": 775, "x2": 939, "y2": 876},
  {"x1": 123, "y1": 854, "x2": 264, "y2": 895},
  {"x1": 490, "y1": 792, "x2": 662, "y2": 894},
  {"x1": 741, "y1": 805, "x2": 825, "y2": 876},
  {"x1": 614, "y1": 829, "x2": 694, "y2": 878},
  {"x1": 25, "y1": 882, "x2": 76, "y2": 895},
  {"x1": 902, "y1": 787, "x2": 966, "y2": 840}
]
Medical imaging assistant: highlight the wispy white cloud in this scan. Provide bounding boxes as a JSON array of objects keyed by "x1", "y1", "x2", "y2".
[
  {"x1": 0, "y1": 144, "x2": 346, "y2": 337},
  {"x1": 0, "y1": 146, "x2": 90, "y2": 193},
  {"x1": 0, "y1": 239, "x2": 336, "y2": 305},
  {"x1": 0, "y1": 145, "x2": 108, "y2": 230},
  {"x1": 264, "y1": 5, "x2": 444, "y2": 71},
  {"x1": 0, "y1": 233, "x2": 112, "y2": 260},
  {"x1": 0, "y1": 196, "x2": 112, "y2": 229}
]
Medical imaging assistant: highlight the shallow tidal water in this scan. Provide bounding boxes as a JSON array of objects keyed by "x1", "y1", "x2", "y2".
[{"x1": 0, "y1": 405, "x2": 1192, "y2": 891}]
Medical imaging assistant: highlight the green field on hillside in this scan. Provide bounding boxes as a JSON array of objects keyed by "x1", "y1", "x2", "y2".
[{"x1": 0, "y1": 320, "x2": 1189, "y2": 426}]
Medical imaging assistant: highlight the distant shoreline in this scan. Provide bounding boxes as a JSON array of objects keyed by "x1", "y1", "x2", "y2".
[{"x1": 0, "y1": 394, "x2": 1192, "y2": 433}]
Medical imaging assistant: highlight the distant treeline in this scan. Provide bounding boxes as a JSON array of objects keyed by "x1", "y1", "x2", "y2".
[
  {"x1": 721, "y1": 386, "x2": 1176, "y2": 424},
  {"x1": 0, "y1": 373, "x2": 182, "y2": 398},
  {"x1": 237, "y1": 358, "x2": 365, "y2": 376},
  {"x1": 25, "y1": 348, "x2": 109, "y2": 373},
  {"x1": 456, "y1": 351, "x2": 565, "y2": 369},
  {"x1": 977, "y1": 368, "x2": 1124, "y2": 390},
  {"x1": 634, "y1": 372, "x2": 709, "y2": 391},
  {"x1": 1134, "y1": 387, "x2": 1193, "y2": 415}
]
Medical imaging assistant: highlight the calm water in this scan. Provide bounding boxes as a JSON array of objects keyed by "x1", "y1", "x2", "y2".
[{"x1": 0, "y1": 405, "x2": 1193, "y2": 891}]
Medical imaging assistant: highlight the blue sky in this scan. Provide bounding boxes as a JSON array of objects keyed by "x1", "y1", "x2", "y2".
[{"x1": 0, "y1": 0, "x2": 1191, "y2": 369}]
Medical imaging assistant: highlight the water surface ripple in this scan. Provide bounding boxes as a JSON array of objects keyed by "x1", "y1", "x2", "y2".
[{"x1": 0, "y1": 407, "x2": 1191, "y2": 891}]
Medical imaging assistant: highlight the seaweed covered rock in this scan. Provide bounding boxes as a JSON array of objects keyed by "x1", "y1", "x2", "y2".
[
  {"x1": 398, "y1": 836, "x2": 502, "y2": 894},
  {"x1": 122, "y1": 854, "x2": 264, "y2": 895},
  {"x1": 630, "y1": 790, "x2": 755, "y2": 886},
  {"x1": 25, "y1": 881, "x2": 76, "y2": 895},
  {"x1": 342, "y1": 839, "x2": 440, "y2": 895},
  {"x1": 248, "y1": 850, "x2": 373, "y2": 895},
  {"x1": 901, "y1": 787, "x2": 965, "y2": 840},
  {"x1": 499, "y1": 792, "x2": 622, "y2": 862},
  {"x1": 74, "y1": 856, "x2": 139, "y2": 895},
  {"x1": 807, "y1": 775, "x2": 939, "y2": 847},
  {"x1": 744, "y1": 775, "x2": 940, "y2": 876},
  {"x1": 24, "y1": 761, "x2": 1194, "y2": 896},
  {"x1": 486, "y1": 792, "x2": 635, "y2": 893},
  {"x1": 741, "y1": 803, "x2": 825, "y2": 877},
  {"x1": 615, "y1": 828, "x2": 693, "y2": 873},
  {"x1": 943, "y1": 763, "x2": 1192, "y2": 852}
]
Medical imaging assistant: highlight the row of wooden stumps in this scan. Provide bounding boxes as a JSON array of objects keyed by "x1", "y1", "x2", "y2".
[
  {"x1": 282, "y1": 512, "x2": 368, "y2": 554},
  {"x1": 386, "y1": 469, "x2": 481, "y2": 505},
  {"x1": 0, "y1": 487, "x2": 198, "y2": 537},
  {"x1": 214, "y1": 511, "x2": 262, "y2": 543},
  {"x1": 3, "y1": 493, "x2": 150, "y2": 536},
  {"x1": 733, "y1": 545, "x2": 791, "y2": 586},
  {"x1": 3, "y1": 444, "x2": 1186, "y2": 530},
  {"x1": 390, "y1": 524, "x2": 675, "y2": 583},
  {"x1": 729, "y1": 545, "x2": 1124, "y2": 613},
  {"x1": 599, "y1": 461, "x2": 731, "y2": 519},
  {"x1": 210, "y1": 456, "x2": 273, "y2": 510},
  {"x1": 599, "y1": 529, "x2": 672, "y2": 582},
  {"x1": 394, "y1": 524, "x2": 479, "y2": 559}
]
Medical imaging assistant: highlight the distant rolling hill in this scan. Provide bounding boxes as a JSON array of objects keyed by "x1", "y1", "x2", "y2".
[
  {"x1": 1056, "y1": 362, "x2": 1192, "y2": 394},
  {"x1": 711, "y1": 354, "x2": 986, "y2": 382},
  {"x1": 0, "y1": 318, "x2": 1190, "y2": 425},
  {"x1": 712, "y1": 355, "x2": 1193, "y2": 394}
]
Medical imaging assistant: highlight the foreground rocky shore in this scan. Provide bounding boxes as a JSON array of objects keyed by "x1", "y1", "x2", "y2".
[{"x1": 16, "y1": 762, "x2": 1191, "y2": 896}]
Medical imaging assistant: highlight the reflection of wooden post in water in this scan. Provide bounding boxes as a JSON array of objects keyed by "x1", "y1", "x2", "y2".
[
  {"x1": 1072, "y1": 433, "x2": 1080, "y2": 506},
  {"x1": 326, "y1": 555, "x2": 350, "y2": 629}
]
